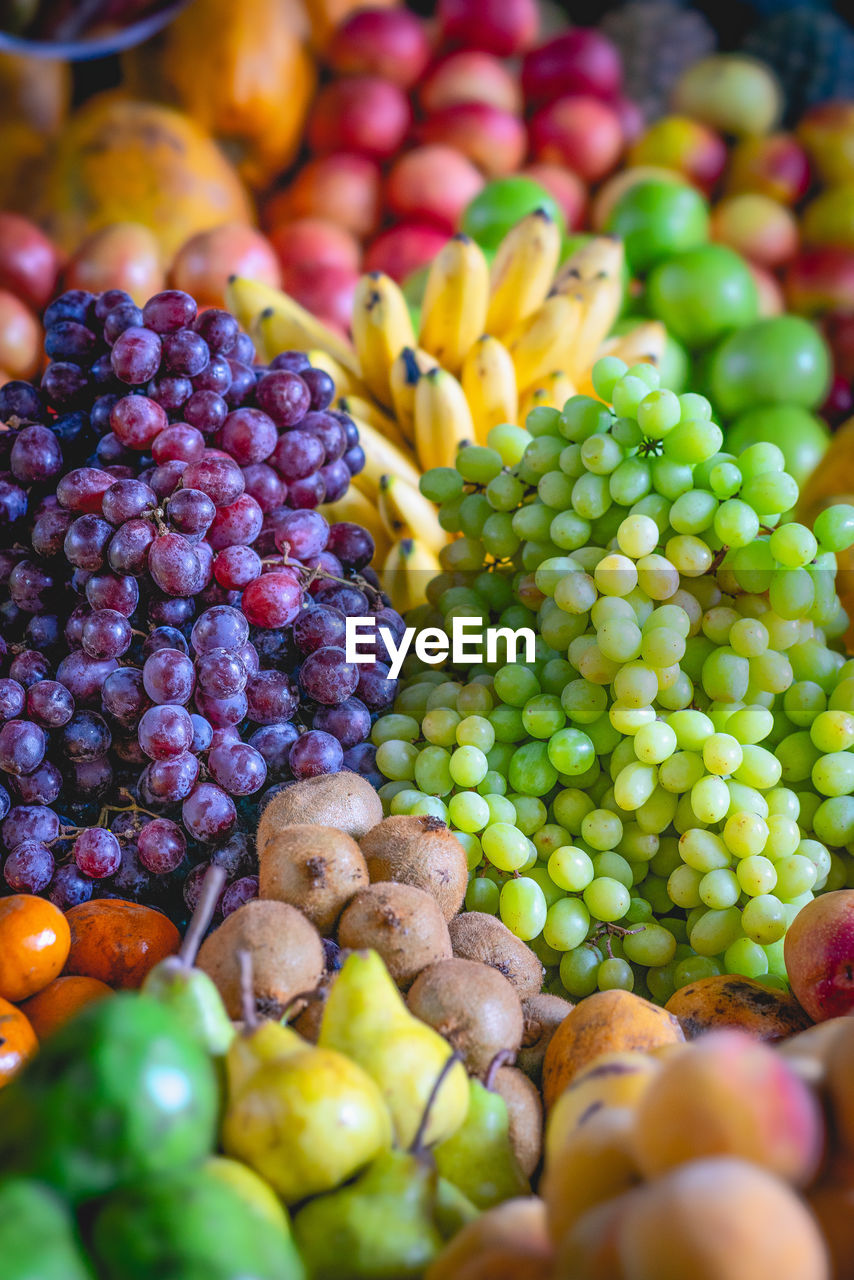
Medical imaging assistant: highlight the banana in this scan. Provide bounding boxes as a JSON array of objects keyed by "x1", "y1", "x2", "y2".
[
  {"x1": 461, "y1": 335, "x2": 518, "y2": 444},
  {"x1": 227, "y1": 276, "x2": 361, "y2": 375},
  {"x1": 505, "y1": 294, "x2": 583, "y2": 393},
  {"x1": 351, "y1": 272, "x2": 415, "y2": 409},
  {"x1": 485, "y1": 209, "x2": 562, "y2": 336},
  {"x1": 414, "y1": 367, "x2": 476, "y2": 472},
  {"x1": 418, "y1": 234, "x2": 489, "y2": 374},
  {"x1": 306, "y1": 348, "x2": 371, "y2": 400},
  {"x1": 389, "y1": 347, "x2": 439, "y2": 446},
  {"x1": 337, "y1": 395, "x2": 411, "y2": 452},
  {"x1": 377, "y1": 474, "x2": 447, "y2": 554},
  {"x1": 381, "y1": 538, "x2": 441, "y2": 613},
  {"x1": 319, "y1": 486, "x2": 391, "y2": 561},
  {"x1": 518, "y1": 370, "x2": 577, "y2": 422},
  {"x1": 347, "y1": 416, "x2": 422, "y2": 502},
  {"x1": 551, "y1": 235, "x2": 625, "y2": 292},
  {"x1": 566, "y1": 272, "x2": 625, "y2": 381},
  {"x1": 598, "y1": 319, "x2": 668, "y2": 369}
]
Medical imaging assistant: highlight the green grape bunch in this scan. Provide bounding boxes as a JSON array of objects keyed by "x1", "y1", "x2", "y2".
[{"x1": 371, "y1": 355, "x2": 854, "y2": 1007}]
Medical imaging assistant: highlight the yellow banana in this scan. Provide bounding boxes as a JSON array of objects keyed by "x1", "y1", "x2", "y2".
[
  {"x1": 337, "y1": 395, "x2": 410, "y2": 452},
  {"x1": 319, "y1": 486, "x2": 391, "y2": 561},
  {"x1": 551, "y1": 236, "x2": 625, "y2": 292},
  {"x1": 389, "y1": 347, "x2": 439, "y2": 446},
  {"x1": 227, "y1": 276, "x2": 361, "y2": 376},
  {"x1": 351, "y1": 272, "x2": 415, "y2": 409},
  {"x1": 418, "y1": 234, "x2": 489, "y2": 374},
  {"x1": 566, "y1": 272, "x2": 625, "y2": 380},
  {"x1": 414, "y1": 368, "x2": 476, "y2": 472},
  {"x1": 306, "y1": 348, "x2": 370, "y2": 400},
  {"x1": 518, "y1": 370, "x2": 577, "y2": 422},
  {"x1": 461, "y1": 335, "x2": 518, "y2": 444},
  {"x1": 377, "y1": 474, "x2": 447, "y2": 554},
  {"x1": 381, "y1": 538, "x2": 441, "y2": 613},
  {"x1": 347, "y1": 416, "x2": 422, "y2": 502},
  {"x1": 598, "y1": 320, "x2": 668, "y2": 369},
  {"x1": 505, "y1": 294, "x2": 583, "y2": 393},
  {"x1": 486, "y1": 209, "x2": 562, "y2": 336}
]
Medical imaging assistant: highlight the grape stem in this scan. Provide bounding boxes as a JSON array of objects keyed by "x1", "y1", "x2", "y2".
[{"x1": 591, "y1": 921, "x2": 646, "y2": 958}]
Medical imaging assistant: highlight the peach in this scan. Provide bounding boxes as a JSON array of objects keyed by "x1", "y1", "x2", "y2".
[
  {"x1": 545, "y1": 1051, "x2": 660, "y2": 1164},
  {"x1": 529, "y1": 96, "x2": 624, "y2": 184},
  {"x1": 325, "y1": 8, "x2": 431, "y2": 88},
  {"x1": 436, "y1": 0, "x2": 539, "y2": 57},
  {"x1": 169, "y1": 223, "x2": 281, "y2": 308},
  {"x1": 750, "y1": 263, "x2": 785, "y2": 317},
  {"x1": 364, "y1": 222, "x2": 450, "y2": 284},
  {"x1": 0, "y1": 291, "x2": 41, "y2": 380},
  {"x1": 269, "y1": 153, "x2": 382, "y2": 240},
  {"x1": 425, "y1": 1198, "x2": 552, "y2": 1280},
  {"x1": 523, "y1": 164, "x2": 587, "y2": 230},
  {"x1": 617, "y1": 1158, "x2": 830, "y2": 1280},
  {"x1": 521, "y1": 29, "x2": 622, "y2": 108},
  {"x1": 385, "y1": 145, "x2": 484, "y2": 233},
  {"x1": 307, "y1": 76, "x2": 411, "y2": 160},
  {"x1": 278, "y1": 262, "x2": 358, "y2": 337},
  {"x1": 784, "y1": 890, "x2": 854, "y2": 1021},
  {"x1": 419, "y1": 50, "x2": 522, "y2": 115},
  {"x1": 554, "y1": 1191, "x2": 637, "y2": 1280},
  {"x1": 808, "y1": 1183, "x2": 854, "y2": 1280},
  {"x1": 785, "y1": 248, "x2": 854, "y2": 317},
  {"x1": 797, "y1": 101, "x2": 854, "y2": 185},
  {"x1": 542, "y1": 989, "x2": 683, "y2": 1109},
  {"x1": 664, "y1": 974, "x2": 811, "y2": 1042},
  {"x1": 711, "y1": 194, "x2": 799, "y2": 268},
  {"x1": 269, "y1": 217, "x2": 360, "y2": 275},
  {"x1": 542, "y1": 1106, "x2": 642, "y2": 1244},
  {"x1": 0, "y1": 212, "x2": 62, "y2": 311},
  {"x1": 633, "y1": 1030, "x2": 824, "y2": 1186},
  {"x1": 420, "y1": 103, "x2": 527, "y2": 178},
  {"x1": 629, "y1": 115, "x2": 727, "y2": 193},
  {"x1": 802, "y1": 185, "x2": 854, "y2": 250},
  {"x1": 63, "y1": 222, "x2": 164, "y2": 304},
  {"x1": 778, "y1": 1018, "x2": 851, "y2": 1091},
  {"x1": 727, "y1": 133, "x2": 812, "y2": 206}
]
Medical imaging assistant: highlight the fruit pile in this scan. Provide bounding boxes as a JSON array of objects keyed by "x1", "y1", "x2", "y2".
[
  {"x1": 0, "y1": 283, "x2": 410, "y2": 920},
  {"x1": 371, "y1": 356, "x2": 854, "y2": 1006}
]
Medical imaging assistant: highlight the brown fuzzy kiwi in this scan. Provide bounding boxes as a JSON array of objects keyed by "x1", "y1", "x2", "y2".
[
  {"x1": 359, "y1": 815, "x2": 468, "y2": 922},
  {"x1": 337, "y1": 882, "x2": 452, "y2": 989},
  {"x1": 196, "y1": 898, "x2": 324, "y2": 1020},
  {"x1": 516, "y1": 994, "x2": 575, "y2": 1085},
  {"x1": 492, "y1": 1065, "x2": 544, "y2": 1179},
  {"x1": 260, "y1": 824, "x2": 369, "y2": 933},
  {"x1": 448, "y1": 913, "x2": 545, "y2": 998},
  {"x1": 406, "y1": 957, "x2": 524, "y2": 1075},
  {"x1": 256, "y1": 772, "x2": 382, "y2": 856}
]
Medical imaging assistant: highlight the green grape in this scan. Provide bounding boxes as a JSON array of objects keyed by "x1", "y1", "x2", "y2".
[
  {"x1": 583, "y1": 876, "x2": 631, "y2": 922},
  {"x1": 543, "y1": 897, "x2": 591, "y2": 951},
  {"x1": 499, "y1": 876, "x2": 548, "y2": 940},
  {"x1": 378, "y1": 780, "x2": 411, "y2": 808},
  {"x1": 733, "y1": 744, "x2": 782, "y2": 789},
  {"x1": 481, "y1": 822, "x2": 530, "y2": 872},
  {"x1": 679, "y1": 828, "x2": 730, "y2": 872},
  {"x1": 674, "y1": 955, "x2": 722, "y2": 987},
  {"x1": 493, "y1": 664, "x2": 540, "y2": 708},
  {"x1": 552, "y1": 789, "x2": 595, "y2": 833},
  {"x1": 637, "y1": 388, "x2": 681, "y2": 438},
  {"x1": 509, "y1": 740, "x2": 558, "y2": 796},
  {"x1": 449, "y1": 745, "x2": 489, "y2": 787},
  {"x1": 488, "y1": 422, "x2": 533, "y2": 466},
  {"x1": 592, "y1": 356, "x2": 628, "y2": 401},
  {"x1": 375, "y1": 740, "x2": 418, "y2": 781},
  {"x1": 742, "y1": 894, "x2": 787, "y2": 944},
  {"x1": 691, "y1": 774, "x2": 730, "y2": 824},
  {"x1": 414, "y1": 745, "x2": 454, "y2": 796},
  {"x1": 510, "y1": 794, "x2": 548, "y2": 835},
  {"x1": 548, "y1": 845, "x2": 595, "y2": 892},
  {"x1": 455, "y1": 714, "x2": 496, "y2": 753},
  {"x1": 724, "y1": 937, "x2": 768, "y2": 978},
  {"x1": 422, "y1": 707, "x2": 462, "y2": 747},
  {"x1": 426, "y1": 682, "x2": 464, "y2": 711},
  {"x1": 689, "y1": 906, "x2": 743, "y2": 956},
  {"x1": 597, "y1": 957, "x2": 635, "y2": 992},
  {"x1": 609, "y1": 457, "x2": 652, "y2": 505},
  {"x1": 647, "y1": 963, "x2": 677, "y2": 1004},
  {"x1": 447, "y1": 791, "x2": 490, "y2": 833},
  {"x1": 420, "y1": 467, "x2": 464, "y2": 503},
  {"x1": 709, "y1": 461, "x2": 742, "y2": 499},
  {"x1": 651, "y1": 456, "x2": 693, "y2": 500},
  {"x1": 669, "y1": 489, "x2": 718, "y2": 535},
  {"x1": 389, "y1": 788, "x2": 425, "y2": 815},
  {"x1": 699, "y1": 867, "x2": 740, "y2": 909},
  {"x1": 727, "y1": 705, "x2": 774, "y2": 745},
  {"x1": 550, "y1": 510, "x2": 592, "y2": 550},
  {"x1": 769, "y1": 522, "x2": 817, "y2": 568},
  {"x1": 455, "y1": 832, "x2": 483, "y2": 870},
  {"x1": 703, "y1": 733, "x2": 743, "y2": 776},
  {"x1": 812, "y1": 751, "x2": 854, "y2": 797},
  {"x1": 773, "y1": 854, "x2": 817, "y2": 901},
  {"x1": 465, "y1": 877, "x2": 500, "y2": 914},
  {"x1": 581, "y1": 432, "x2": 623, "y2": 475},
  {"x1": 572, "y1": 472, "x2": 612, "y2": 520},
  {"x1": 810, "y1": 709, "x2": 854, "y2": 752},
  {"x1": 486, "y1": 471, "x2": 526, "y2": 511},
  {"x1": 410, "y1": 796, "x2": 449, "y2": 821},
  {"x1": 668, "y1": 863, "x2": 703, "y2": 908},
  {"x1": 659, "y1": 750, "x2": 705, "y2": 794},
  {"x1": 614, "y1": 762, "x2": 658, "y2": 810},
  {"x1": 581, "y1": 809, "x2": 624, "y2": 852},
  {"x1": 482, "y1": 511, "x2": 521, "y2": 559},
  {"x1": 559, "y1": 945, "x2": 602, "y2": 998},
  {"x1": 483, "y1": 793, "x2": 516, "y2": 826},
  {"x1": 729, "y1": 617, "x2": 769, "y2": 658},
  {"x1": 633, "y1": 721, "x2": 678, "y2": 765},
  {"x1": 526, "y1": 406, "x2": 562, "y2": 437},
  {"x1": 814, "y1": 503, "x2": 854, "y2": 552},
  {"x1": 522, "y1": 695, "x2": 566, "y2": 740},
  {"x1": 623, "y1": 924, "x2": 677, "y2": 967}
]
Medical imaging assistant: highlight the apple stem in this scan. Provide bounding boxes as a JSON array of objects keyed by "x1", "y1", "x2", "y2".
[{"x1": 178, "y1": 864, "x2": 226, "y2": 968}]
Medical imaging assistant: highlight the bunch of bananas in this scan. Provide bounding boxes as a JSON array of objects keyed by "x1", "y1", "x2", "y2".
[{"x1": 227, "y1": 217, "x2": 665, "y2": 609}]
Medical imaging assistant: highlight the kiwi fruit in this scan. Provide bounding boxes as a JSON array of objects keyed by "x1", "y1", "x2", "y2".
[
  {"x1": 256, "y1": 771, "x2": 383, "y2": 855},
  {"x1": 359, "y1": 815, "x2": 468, "y2": 922},
  {"x1": 448, "y1": 913, "x2": 545, "y2": 998},
  {"x1": 517, "y1": 994, "x2": 575, "y2": 1085},
  {"x1": 337, "y1": 882, "x2": 452, "y2": 989},
  {"x1": 197, "y1": 898, "x2": 324, "y2": 1020},
  {"x1": 260, "y1": 824, "x2": 369, "y2": 933},
  {"x1": 406, "y1": 957, "x2": 524, "y2": 1075},
  {"x1": 492, "y1": 1066, "x2": 544, "y2": 1178}
]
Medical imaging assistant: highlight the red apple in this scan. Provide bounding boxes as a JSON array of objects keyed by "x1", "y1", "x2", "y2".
[
  {"x1": 785, "y1": 247, "x2": 854, "y2": 317},
  {"x1": 630, "y1": 115, "x2": 727, "y2": 193},
  {"x1": 420, "y1": 103, "x2": 527, "y2": 178},
  {"x1": 266, "y1": 154, "x2": 382, "y2": 240},
  {"x1": 0, "y1": 290, "x2": 41, "y2": 380},
  {"x1": 169, "y1": 224, "x2": 281, "y2": 308},
  {"x1": 325, "y1": 8, "x2": 431, "y2": 89},
  {"x1": 711, "y1": 194, "x2": 799, "y2": 269},
  {"x1": 522, "y1": 163, "x2": 587, "y2": 230},
  {"x1": 64, "y1": 223, "x2": 165, "y2": 305},
  {"x1": 727, "y1": 133, "x2": 812, "y2": 206},
  {"x1": 279, "y1": 262, "x2": 359, "y2": 337},
  {"x1": 269, "y1": 218, "x2": 361, "y2": 277},
  {"x1": 797, "y1": 101, "x2": 854, "y2": 185},
  {"x1": 822, "y1": 374, "x2": 854, "y2": 426},
  {"x1": 385, "y1": 145, "x2": 485, "y2": 233},
  {"x1": 436, "y1": 0, "x2": 539, "y2": 57},
  {"x1": 0, "y1": 212, "x2": 62, "y2": 311},
  {"x1": 521, "y1": 29, "x2": 622, "y2": 108},
  {"x1": 307, "y1": 77, "x2": 411, "y2": 160},
  {"x1": 529, "y1": 96, "x2": 624, "y2": 184},
  {"x1": 784, "y1": 891, "x2": 854, "y2": 1022},
  {"x1": 749, "y1": 263, "x2": 784, "y2": 317},
  {"x1": 364, "y1": 222, "x2": 450, "y2": 283},
  {"x1": 419, "y1": 50, "x2": 522, "y2": 115}
]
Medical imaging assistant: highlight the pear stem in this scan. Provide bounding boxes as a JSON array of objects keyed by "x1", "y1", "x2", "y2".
[
  {"x1": 280, "y1": 983, "x2": 325, "y2": 1025},
  {"x1": 484, "y1": 1049, "x2": 515, "y2": 1092},
  {"x1": 178, "y1": 864, "x2": 227, "y2": 968},
  {"x1": 410, "y1": 1050, "x2": 463, "y2": 1158},
  {"x1": 238, "y1": 948, "x2": 258, "y2": 1033}
]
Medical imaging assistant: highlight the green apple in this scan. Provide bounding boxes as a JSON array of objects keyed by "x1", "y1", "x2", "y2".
[
  {"x1": 727, "y1": 404, "x2": 829, "y2": 486},
  {"x1": 461, "y1": 177, "x2": 566, "y2": 254},
  {"x1": 605, "y1": 180, "x2": 709, "y2": 275},
  {"x1": 709, "y1": 315, "x2": 832, "y2": 418},
  {"x1": 646, "y1": 244, "x2": 759, "y2": 350}
]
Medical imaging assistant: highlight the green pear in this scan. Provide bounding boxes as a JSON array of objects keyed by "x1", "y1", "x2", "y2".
[
  {"x1": 435, "y1": 1177, "x2": 480, "y2": 1240},
  {"x1": 434, "y1": 1077, "x2": 530, "y2": 1209},
  {"x1": 141, "y1": 865, "x2": 234, "y2": 1056},
  {"x1": 292, "y1": 1149, "x2": 446, "y2": 1280},
  {"x1": 318, "y1": 950, "x2": 470, "y2": 1148}
]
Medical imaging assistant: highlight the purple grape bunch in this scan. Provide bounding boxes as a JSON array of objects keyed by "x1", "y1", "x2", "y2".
[{"x1": 0, "y1": 286, "x2": 399, "y2": 925}]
